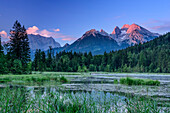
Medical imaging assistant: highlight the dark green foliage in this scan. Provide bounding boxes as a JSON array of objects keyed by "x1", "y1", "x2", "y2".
[
  {"x1": 60, "y1": 76, "x2": 68, "y2": 83},
  {"x1": 0, "y1": 36, "x2": 9, "y2": 74},
  {"x1": 0, "y1": 21, "x2": 31, "y2": 74},
  {"x1": 114, "y1": 79, "x2": 118, "y2": 84},
  {"x1": 120, "y1": 77, "x2": 160, "y2": 86},
  {"x1": 11, "y1": 59, "x2": 22, "y2": 74}
]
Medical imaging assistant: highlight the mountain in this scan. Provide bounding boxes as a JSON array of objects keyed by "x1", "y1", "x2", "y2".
[
  {"x1": 64, "y1": 29, "x2": 120, "y2": 54},
  {"x1": 63, "y1": 43, "x2": 70, "y2": 48},
  {"x1": 28, "y1": 34, "x2": 61, "y2": 50},
  {"x1": 111, "y1": 23, "x2": 159, "y2": 46}
]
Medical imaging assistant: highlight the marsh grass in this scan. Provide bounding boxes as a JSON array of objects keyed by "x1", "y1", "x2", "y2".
[
  {"x1": 0, "y1": 87, "x2": 169, "y2": 113},
  {"x1": 0, "y1": 73, "x2": 68, "y2": 86},
  {"x1": 120, "y1": 77, "x2": 160, "y2": 86}
]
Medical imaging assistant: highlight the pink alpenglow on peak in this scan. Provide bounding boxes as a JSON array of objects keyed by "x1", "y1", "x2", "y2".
[
  {"x1": 121, "y1": 24, "x2": 130, "y2": 30},
  {"x1": 81, "y1": 29, "x2": 98, "y2": 39},
  {"x1": 126, "y1": 23, "x2": 141, "y2": 34},
  {"x1": 112, "y1": 26, "x2": 121, "y2": 35},
  {"x1": 85, "y1": 29, "x2": 97, "y2": 34}
]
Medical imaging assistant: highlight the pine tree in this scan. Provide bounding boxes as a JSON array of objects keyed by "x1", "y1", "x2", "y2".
[
  {"x1": 9, "y1": 20, "x2": 30, "y2": 73},
  {"x1": 21, "y1": 26, "x2": 30, "y2": 68}
]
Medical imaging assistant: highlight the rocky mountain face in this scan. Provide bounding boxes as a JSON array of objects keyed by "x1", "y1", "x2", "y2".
[
  {"x1": 110, "y1": 23, "x2": 159, "y2": 46},
  {"x1": 63, "y1": 29, "x2": 120, "y2": 54},
  {"x1": 28, "y1": 34, "x2": 61, "y2": 50}
]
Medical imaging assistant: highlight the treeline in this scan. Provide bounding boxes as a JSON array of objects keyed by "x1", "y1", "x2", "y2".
[
  {"x1": 0, "y1": 21, "x2": 31, "y2": 74},
  {"x1": 32, "y1": 33, "x2": 170, "y2": 73}
]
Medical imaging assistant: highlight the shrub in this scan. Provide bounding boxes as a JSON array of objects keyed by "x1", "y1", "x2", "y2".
[
  {"x1": 120, "y1": 78, "x2": 126, "y2": 84},
  {"x1": 120, "y1": 77, "x2": 160, "y2": 86},
  {"x1": 114, "y1": 79, "x2": 118, "y2": 84},
  {"x1": 60, "y1": 76, "x2": 68, "y2": 83}
]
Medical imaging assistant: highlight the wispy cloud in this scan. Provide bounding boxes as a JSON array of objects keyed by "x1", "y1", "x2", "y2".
[
  {"x1": 142, "y1": 19, "x2": 170, "y2": 33},
  {"x1": 150, "y1": 25, "x2": 170, "y2": 31},
  {"x1": 62, "y1": 37, "x2": 77, "y2": 41}
]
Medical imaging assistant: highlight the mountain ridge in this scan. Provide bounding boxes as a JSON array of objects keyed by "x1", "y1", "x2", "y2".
[{"x1": 28, "y1": 34, "x2": 61, "y2": 50}]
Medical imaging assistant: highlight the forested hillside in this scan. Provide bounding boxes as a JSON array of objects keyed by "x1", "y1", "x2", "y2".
[{"x1": 32, "y1": 32, "x2": 170, "y2": 73}]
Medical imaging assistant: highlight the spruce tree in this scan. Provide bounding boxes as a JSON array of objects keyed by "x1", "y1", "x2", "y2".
[
  {"x1": 9, "y1": 20, "x2": 30, "y2": 73},
  {"x1": 21, "y1": 26, "x2": 30, "y2": 71}
]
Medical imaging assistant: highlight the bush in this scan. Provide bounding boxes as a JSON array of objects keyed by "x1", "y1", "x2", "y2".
[
  {"x1": 120, "y1": 78, "x2": 126, "y2": 84},
  {"x1": 60, "y1": 76, "x2": 68, "y2": 83},
  {"x1": 120, "y1": 77, "x2": 160, "y2": 86},
  {"x1": 114, "y1": 79, "x2": 118, "y2": 84}
]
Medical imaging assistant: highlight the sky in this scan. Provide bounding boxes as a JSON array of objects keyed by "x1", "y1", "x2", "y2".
[{"x1": 0, "y1": 0, "x2": 170, "y2": 46}]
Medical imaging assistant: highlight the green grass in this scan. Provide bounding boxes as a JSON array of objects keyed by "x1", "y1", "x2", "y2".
[
  {"x1": 120, "y1": 77, "x2": 160, "y2": 86},
  {"x1": 0, "y1": 72, "x2": 69, "y2": 86},
  {"x1": 0, "y1": 87, "x2": 169, "y2": 113}
]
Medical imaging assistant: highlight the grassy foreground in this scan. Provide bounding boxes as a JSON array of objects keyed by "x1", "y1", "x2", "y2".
[
  {"x1": 0, "y1": 72, "x2": 70, "y2": 86},
  {"x1": 0, "y1": 87, "x2": 169, "y2": 113}
]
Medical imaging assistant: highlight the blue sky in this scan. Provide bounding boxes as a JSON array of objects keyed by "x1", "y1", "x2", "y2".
[{"x1": 0, "y1": 0, "x2": 170, "y2": 46}]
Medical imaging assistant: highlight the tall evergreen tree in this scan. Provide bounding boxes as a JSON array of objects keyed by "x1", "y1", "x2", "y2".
[{"x1": 9, "y1": 20, "x2": 30, "y2": 73}]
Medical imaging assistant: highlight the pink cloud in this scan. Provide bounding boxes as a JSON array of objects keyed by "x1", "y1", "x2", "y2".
[
  {"x1": 62, "y1": 37, "x2": 76, "y2": 41},
  {"x1": 54, "y1": 29, "x2": 60, "y2": 32},
  {"x1": 150, "y1": 25, "x2": 170, "y2": 31},
  {"x1": 27, "y1": 26, "x2": 39, "y2": 34},
  {"x1": 39, "y1": 29, "x2": 52, "y2": 37},
  {"x1": 0, "y1": 30, "x2": 8, "y2": 39}
]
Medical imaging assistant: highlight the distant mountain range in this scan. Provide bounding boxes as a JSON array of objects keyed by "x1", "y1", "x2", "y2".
[
  {"x1": 28, "y1": 34, "x2": 61, "y2": 50},
  {"x1": 53, "y1": 23, "x2": 159, "y2": 54},
  {"x1": 2, "y1": 23, "x2": 160, "y2": 56}
]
